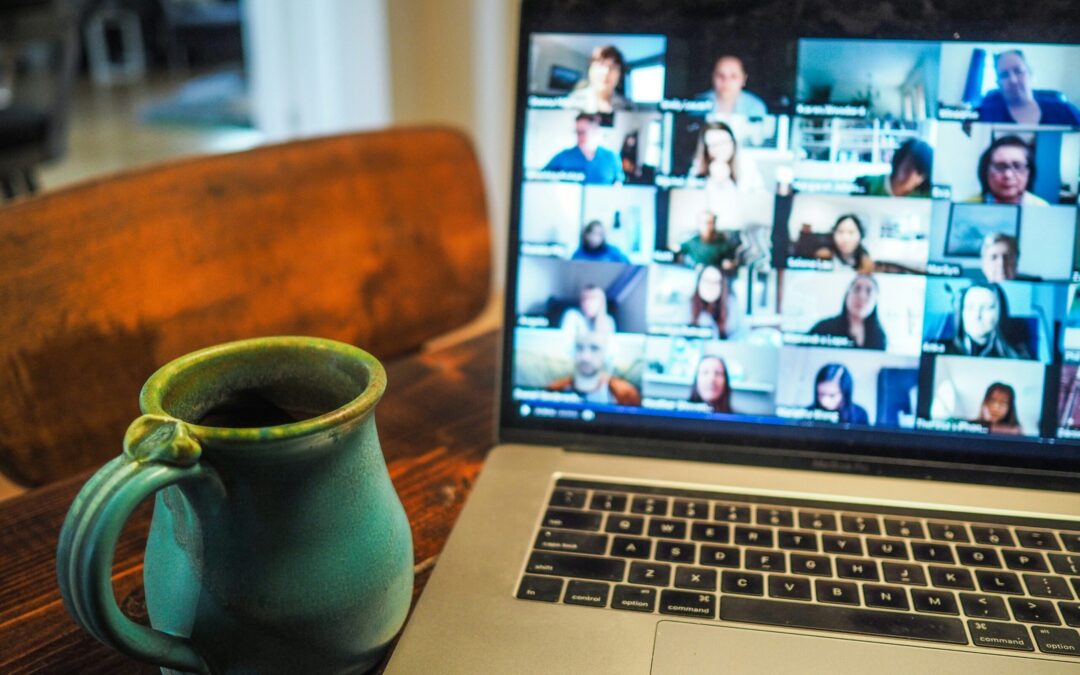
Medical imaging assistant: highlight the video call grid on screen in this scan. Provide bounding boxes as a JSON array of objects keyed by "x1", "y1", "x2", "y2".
[{"x1": 509, "y1": 26, "x2": 1080, "y2": 454}]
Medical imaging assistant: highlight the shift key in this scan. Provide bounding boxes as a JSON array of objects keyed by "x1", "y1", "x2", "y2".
[
  {"x1": 543, "y1": 508, "x2": 602, "y2": 531},
  {"x1": 527, "y1": 551, "x2": 625, "y2": 581}
]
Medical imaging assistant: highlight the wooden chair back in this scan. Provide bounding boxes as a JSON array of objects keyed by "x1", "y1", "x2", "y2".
[{"x1": 0, "y1": 127, "x2": 491, "y2": 486}]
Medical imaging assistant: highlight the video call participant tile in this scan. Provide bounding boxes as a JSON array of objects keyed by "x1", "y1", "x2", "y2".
[
  {"x1": 645, "y1": 262, "x2": 779, "y2": 341},
  {"x1": 515, "y1": 257, "x2": 649, "y2": 335},
  {"x1": 921, "y1": 355, "x2": 1047, "y2": 438}
]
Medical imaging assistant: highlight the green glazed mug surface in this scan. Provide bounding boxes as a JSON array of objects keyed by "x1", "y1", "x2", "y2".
[{"x1": 56, "y1": 336, "x2": 414, "y2": 674}]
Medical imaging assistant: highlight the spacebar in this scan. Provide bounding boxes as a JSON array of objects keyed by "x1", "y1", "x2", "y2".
[{"x1": 720, "y1": 597, "x2": 968, "y2": 645}]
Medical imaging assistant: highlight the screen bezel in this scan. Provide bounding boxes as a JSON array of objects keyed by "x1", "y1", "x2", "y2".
[{"x1": 498, "y1": 0, "x2": 1080, "y2": 491}]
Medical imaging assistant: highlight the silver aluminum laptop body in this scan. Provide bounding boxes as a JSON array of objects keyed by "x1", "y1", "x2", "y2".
[{"x1": 388, "y1": 1, "x2": 1080, "y2": 672}]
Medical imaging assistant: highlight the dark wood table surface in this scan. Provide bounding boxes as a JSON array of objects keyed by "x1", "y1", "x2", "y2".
[{"x1": 0, "y1": 330, "x2": 499, "y2": 674}]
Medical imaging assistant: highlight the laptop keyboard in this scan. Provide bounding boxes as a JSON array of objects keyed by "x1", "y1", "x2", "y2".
[{"x1": 515, "y1": 478, "x2": 1080, "y2": 659}]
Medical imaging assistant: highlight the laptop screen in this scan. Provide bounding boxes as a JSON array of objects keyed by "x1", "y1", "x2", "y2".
[{"x1": 501, "y1": 0, "x2": 1080, "y2": 478}]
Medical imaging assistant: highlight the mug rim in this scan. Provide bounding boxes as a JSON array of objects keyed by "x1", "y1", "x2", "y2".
[{"x1": 140, "y1": 336, "x2": 387, "y2": 443}]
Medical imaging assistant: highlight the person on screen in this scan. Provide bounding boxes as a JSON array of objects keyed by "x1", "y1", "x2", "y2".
[
  {"x1": 809, "y1": 364, "x2": 869, "y2": 425},
  {"x1": 814, "y1": 214, "x2": 874, "y2": 274},
  {"x1": 560, "y1": 284, "x2": 616, "y2": 337},
  {"x1": 695, "y1": 56, "x2": 767, "y2": 118},
  {"x1": 565, "y1": 45, "x2": 631, "y2": 114},
  {"x1": 809, "y1": 274, "x2": 887, "y2": 350},
  {"x1": 690, "y1": 121, "x2": 764, "y2": 195},
  {"x1": 543, "y1": 113, "x2": 625, "y2": 185},
  {"x1": 976, "y1": 50, "x2": 1080, "y2": 126},
  {"x1": 690, "y1": 264, "x2": 729, "y2": 339},
  {"x1": 979, "y1": 233, "x2": 1033, "y2": 283},
  {"x1": 854, "y1": 139, "x2": 934, "y2": 198},
  {"x1": 945, "y1": 283, "x2": 1033, "y2": 359},
  {"x1": 676, "y1": 210, "x2": 739, "y2": 269},
  {"x1": 965, "y1": 136, "x2": 1048, "y2": 206},
  {"x1": 546, "y1": 329, "x2": 641, "y2": 405},
  {"x1": 969, "y1": 382, "x2": 1023, "y2": 435},
  {"x1": 571, "y1": 220, "x2": 629, "y2": 263},
  {"x1": 689, "y1": 355, "x2": 733, "y2": 414}
]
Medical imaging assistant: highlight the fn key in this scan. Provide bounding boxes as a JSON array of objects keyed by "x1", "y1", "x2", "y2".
[{"x1": 517, "y1": 575, "x2": 563, "y2": 603}]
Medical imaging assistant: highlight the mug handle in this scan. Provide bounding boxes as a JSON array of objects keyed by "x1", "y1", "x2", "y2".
[{"x1": 57, "y1": 415, "x2": 218, "y2": 674}]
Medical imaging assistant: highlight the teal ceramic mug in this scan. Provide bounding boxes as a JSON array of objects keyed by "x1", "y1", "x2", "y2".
[{"x1": 56, "y1": 337, "x2": 413, "y2": 674}]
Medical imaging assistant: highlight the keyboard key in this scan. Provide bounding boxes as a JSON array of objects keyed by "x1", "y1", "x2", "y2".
[
  {"x1": 690, "y1": 522, "x2": 729, "y2": 543},
  {"x1": 630, "y1": 496, "x2": 668, "y2": 516},
  {"x1": 734, "y1": 526, "x2": 774, "y2": 548},
  {"x1": 722, "y1": 571, "x2": 764, "y2": 596},
  {"x1": 778, "y1": 530, "x2": 818, "y2": 551},
  {"x1": 822, "y1": 534, "x2": 862, "y2": 556},
  {"x1": 721, "y1": 597, "x2": 967, "y2": 645},
  {"x1": 769, "y1": 575, "x2": 811, "y2": 601},
  {"x1": 929, "y1": 566, "x2": 975, "y2": 590},
  {"x1": 714, "y1": 503, "x2": 751, "y2": 523},
  {"x1": 1002, "y1": 549, "x2": 1048, "y2": 572},
  {"x1": 605, "y1": 514, "x2": 644, "y2": 535},
  {"x1": 864, "y1": 584, "x2": 909, "y2": 610},
  {"x1": 590, "y1": 493, "x2": 628, "y2": 512},
  {"x1": 674, "y1": 566, "x2": 717, "y2": 591},
  {"x1": 960, "y1": 593, "x2": 1010, "y2": 619},
  {"x1": 1009, "y1": 597, "x2": 1061, "y2": 625},
  {"x1": 757, "y1": 507, "x2": 794, "y2": 528},
  {"x1": 648, "y1": 518, "x2": 687, "y2": 539},
  {"x1": 866, "y1": 538, "x2": 908, "y2": 559},
  {"x1": 534, "y1": 529, "x2": 608, "y2": 555},
  {"x1": 672, "y1": 500, "x2": 709, "y2": 519},
  {"x1": 516, "y1": 575, "x2": 563, "y2": 602},
  {"x1": 841, "y1": 514, "x2": 881, "y2": 535},
  {"x1": 1062, "y1": 532, "x2": 1080, "y2": 553},
  {"x1": 628, "y1": 561, "x2": 671, "y2": 586},
  {"x1": 884, "y1": 518, "x2": 925, "y2": 539},
  {"x1": 883, "y1": 562, "x2": 926, "y2": 586},
  {"x1": 659, "y1": 589, "x2": 716, "y2": 618},
  {"x1": 816, "y1": 580, "x2": 859, "y2": 605},
  {"x1": 543, "y1": 508, "x2": 601, "y2": 531},
  {"x1": 798, "y1": 511, "x2": 837, "y2": 531},
  {"x1": 972, "y1": 526, "x2": 1015, "y2": 548},
  {"x1": 967, "y1": 620, "x2": 1034, "y2": 651},
  {"x1": 526, "y1": 552, "x2": 625, "y2": 581},
  {"x1": 1062, "y1": 602, "x2": 1080, "y2": 627},
  {"x1": 928, "y1": 522, "x2": 969, "y2": 543},
  {"x1": 912, "y1": 543, "x2": 955, "y2": 565},
  {"x1": 1049, "y1": 553, "x2": 1080, "y2": 576},
  {"x1": 655, "y1": 540, "x2": 695, "y2": 564},
  {"x1": 610, "y1": 536, "x2": 651, "y2": 559},
  {"x1": 611, "y1": 585, "x2": 656, "y2": 612},
  {"x1": 564, "y1": 580, "x2": 609, "y2": 607},
  {"x1": 912, "y1": 589, "x2": 959, "y2": 615},
  {"x1": 549, "y1": 488, "x2": 586, "y2": 509},
  {"x1": 956, "y1": 546, "x2": 1001, "y2": 568},
  {"x1": 836, "y1": 557, "x2": 878, "y2": 581},
  {"x1": 790, "y1": 554, "x2": 831, "y2": 577},
  {"x1": 700, "y1": 545, "x2": 740, "y2": 568},
  {"x1": 976, "y1": 570, "x2": 1024, "y2": 595},
  {"x1": 1032, "y1": 626, "x2": 1080, "y2": 657},
  {"x1": 1017, "y1": 530, "x2": 1060, "y2": 551},
  {"x1": 1023, "y1": 573, "x2": 1074, "y2": 599},
  {"x1": 745, "y1": 549, "x2": 786, "y2": 572}
]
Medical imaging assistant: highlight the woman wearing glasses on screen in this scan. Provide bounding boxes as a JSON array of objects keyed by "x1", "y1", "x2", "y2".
[
  {"x1": 809, "y1": 364, "x2": 869, "y2": 425},
  {"x1": 968, "y1": 382, "x2": 1023, "y2": 435},
  {"x1": 965, "y1": 136, "x2": 1048, "y2": 206},
  {"x1": 565, "y1": 45, "x2": 632, "y2": 114},
  {"x1": 809, "y1": 274, "x2": 887, "y2": 350},
  {"x1": 976, "y1": 50, "x2": 1080, "y2": 126},
  {"x1": 814, "y1": 214, "x2": 875, "y2": 274},
  {"x1": 689, "y1": 355, "x2": 733, "y2": 414},
  {"x1": 944, "y1": 283, "x2": 1033, "y2": 359}
]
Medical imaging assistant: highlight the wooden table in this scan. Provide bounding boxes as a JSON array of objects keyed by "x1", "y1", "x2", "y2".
[{"x1": 0, "y1": 330, "x2": 499, "y2": 673}]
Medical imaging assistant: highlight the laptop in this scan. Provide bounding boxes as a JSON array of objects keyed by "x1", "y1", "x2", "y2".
[{"x1": 387, "y1": 1, "x2": 1080, "y2": 672}]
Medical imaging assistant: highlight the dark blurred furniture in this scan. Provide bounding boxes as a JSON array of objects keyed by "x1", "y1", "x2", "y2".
[
  {"x1": 0, "y1": 127, "x2": 491, "y2": 486},
  {"x1": 0, "y1": 0, "x2": 80, "y2": 200},
  {"x1": 159, "y1": 0, "x2": 242, "y2": 70}
]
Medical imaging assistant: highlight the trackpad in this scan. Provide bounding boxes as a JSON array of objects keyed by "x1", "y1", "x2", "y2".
[{"x1": 651, "y1": 621, "x2": 1061, "y2": 674}]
